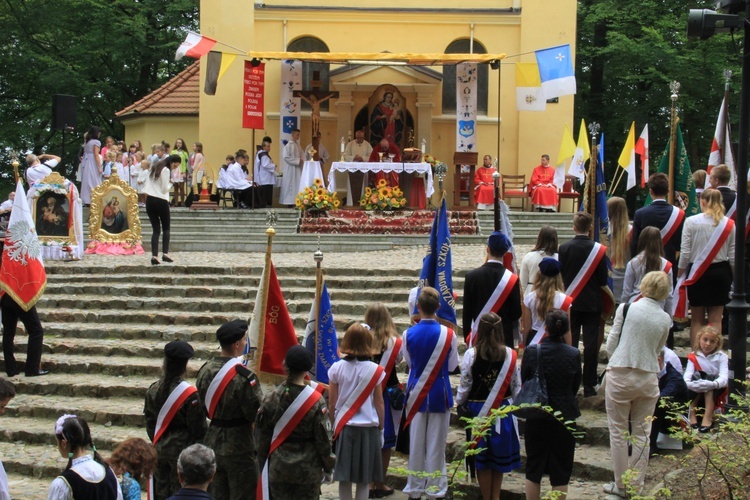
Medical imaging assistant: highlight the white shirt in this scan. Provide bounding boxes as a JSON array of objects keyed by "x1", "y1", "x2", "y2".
[
  {"x1": 282, "y1": 140, "x2": 302, "y2": 168},
  {"x1": 47, "y1": 455, "x2": 123, "y2": 500},
  {"x1": 328, "y1": 358, "x2": 385, "y2": 427},
  {"x1": 344, "y1": 139, "x2": 373, "y2": 162},
  {"x1": 216, "y1": 168, "x2": 229, "y2": 189},
  {"x1": 141, "y1": 167, "x2": 172, "y2": 201},
  {"x1": 684, "y1": 350, "x2": 729, "y2": 393},
  {"x1": 0, "y1": 200, "x2": 12, "y2": 212},
  {"x1": 0, "y1": 459, "x2": 9, "y2": 500},
  {"x1": 225, "y1": 162, "x2": 251, "y2": 190},
  {"x1": 519, "y1": 250, "x2": 558, "y2": 295},
  {"x1": 254, "y1": 152, "x2": 276, "y2": 186},
  {"x1": 679, "y1": 214, "x2": 735, "y2": 269},
  {"x1": 523, "y1": 290, "x2": 568, "y2": 333},
  {"x1": 26, "y1": 164, "x2": 52, "y2": 185}
]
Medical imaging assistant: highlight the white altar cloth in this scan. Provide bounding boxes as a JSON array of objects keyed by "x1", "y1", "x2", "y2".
[{"x1": 328, "y1": 162, "x2": 433, "y2": 206}]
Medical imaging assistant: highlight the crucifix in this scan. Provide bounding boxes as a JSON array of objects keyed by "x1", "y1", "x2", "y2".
[{"x1": 293, "y1": 71, "x2": 339, "y2": 140}]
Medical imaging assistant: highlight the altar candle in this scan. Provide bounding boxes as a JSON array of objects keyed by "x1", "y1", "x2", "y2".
[
  {"x1": 421, "y1": 138, "x2": 426, "y2": 154},
  {"x1": 340, "y1": 137, "x2": 345, "y2": 153}
]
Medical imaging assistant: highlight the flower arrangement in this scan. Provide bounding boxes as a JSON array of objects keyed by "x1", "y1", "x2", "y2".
[
  {"x1": 422, "y1": 154, "x2": 447, "y2": 174},
  {"x1": 294, "y1": 178, "x2": 340, "y2": 211},
  {"x1": 359, "y1": 179, "x2": 408, "y2": 211}
]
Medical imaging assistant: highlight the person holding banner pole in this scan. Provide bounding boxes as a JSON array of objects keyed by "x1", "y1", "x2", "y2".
[{"x1": 677, "y1": 188, "x2": 735, "y2": 344}]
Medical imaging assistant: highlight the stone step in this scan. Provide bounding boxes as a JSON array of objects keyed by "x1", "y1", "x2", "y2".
[
  {"x1": 6, "y1": 473, "x2": 57, "y2": 500},
  {"x1": 7, "y1": 393, "x2": 144, "y2": 427}
]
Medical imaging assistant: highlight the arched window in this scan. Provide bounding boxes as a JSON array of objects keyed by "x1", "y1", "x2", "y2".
[
  {"x1": 287, "y1": 36, "x2": 331, "y2": 111},
  {"x1": 442, "y1": 39, "x2": 488, "y2": 115}
]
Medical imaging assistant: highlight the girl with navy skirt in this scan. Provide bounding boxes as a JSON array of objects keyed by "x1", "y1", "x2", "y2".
[{"x1": 456, "y1": 312, "x2": 521, "y2": 500}]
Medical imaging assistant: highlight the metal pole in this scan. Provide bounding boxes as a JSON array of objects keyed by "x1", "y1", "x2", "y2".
[
  {"x1": 667, "y1": 81, "x2": 680, "y2": 205},
  {"x1": 726, "y1": 7, "x2": 750, "y2": 403}
]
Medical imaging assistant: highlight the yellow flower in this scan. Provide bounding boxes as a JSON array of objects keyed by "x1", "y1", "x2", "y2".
[
  {"x1": 401, "y1": 199, "x2": 408, "y2": 207},
  {"x1": 378, "y1": 187, "x2": 389, "y2": 197},
  {"x1": 314, "y1": 178, "x2": 323, "y2": 186},
  {"x1": 377, "y1": 178, "x2": 387, "y2": 188},
  {"x1": 315, "y1": 188, "x2": 325, "y2": 197},
  {"x1": 295, "y1": 199, "x2": 302, "y2": 208},
  {"x1": 393, "y1": 187, "x2": 403, "y2": 197},
  {"x1": 333, "y1": 199, "x2": 341, "y2": 208}
]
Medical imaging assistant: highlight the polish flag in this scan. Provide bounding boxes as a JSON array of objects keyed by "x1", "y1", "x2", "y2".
[
  {"x1": 175, "y1": 32, "x2": 217, "y2": 61},
  {"x1": 634, "y1": 124, "x2": 649, "y2": 188},
  {"x1": 0, "y1": 182, "x2": 46, "y2": 311},
  {"x1": 707, "y1": 97, "x2": 735, "y2": 189}
]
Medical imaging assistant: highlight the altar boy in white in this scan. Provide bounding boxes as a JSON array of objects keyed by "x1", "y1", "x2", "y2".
[{"x1": 280, "y1": 129, "x2": 303, "y2": 206}]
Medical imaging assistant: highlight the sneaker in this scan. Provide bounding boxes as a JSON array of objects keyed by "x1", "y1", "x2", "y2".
[{"x1": 603, "y1": 482, "x2": 627, "y2": 498}]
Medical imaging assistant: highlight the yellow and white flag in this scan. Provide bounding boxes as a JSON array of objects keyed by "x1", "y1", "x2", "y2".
[
  {"x1": 515, "y1": 63, "x2": 545, "y2": 111},
  {"x1": 618, "y1": 122, "x2": 637, "y2": 191},
  {"x1": 555, "y1": 124, "x2": 577, "y2": 187},
  {"x1": 569, "y1": 119, "x2": 590, "y2": 183}
]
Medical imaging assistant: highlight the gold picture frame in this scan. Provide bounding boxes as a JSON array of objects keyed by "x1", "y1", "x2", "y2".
[
  {"x1": 88, "y1": 172, "x2": 141, "y2": 243},
  {"x1": 33, "y1": 172, "x2": 77, "y2": 245}
]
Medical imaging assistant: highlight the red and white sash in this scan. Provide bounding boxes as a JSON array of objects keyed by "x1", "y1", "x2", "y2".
[
  {"x1": 687, "y1": 352, "x2": 704, "y2": 372},
  {"x1": 468, "y1": 269, "x2": 518, "y2": 347},
  {"x1": 671, "y1": 217, "x2": 734, "y2": 317},
  {"x1": 564, "y1": 242, "x2": 607, "y2": 302},
  {"x1": 528, "y1": 293, "x2": 573, "y2": 346},
  {"x1": 634, "y1": 260, "x2": 672, "y2": 302},
  {"x1": 148, "y1": 381, "x2": 198, "y2": 500},
  {"x1": 257, "y1": 385, "x2": 323, "y2": 500},
  {"x1": 403, "y1": 326, "x2": 454, "y2": 427},
  {"x1": 379, "y1": 337, "x2": 403, "y2": 390},
  {"x1": 660, "y1": 206, "x2": 685, "y2": 245},
  {"x1": 204, "y1": 357, "x2": 243, "y2": 419},
  {"x1": 469, "y1": 347, "x2": 517, "y2": 447},
  {"x1": 687, "y1": 352, "x2": 727, "y2": 409},
  {"x1": 332, "y1": 363, "x2": 384, "y2": 439}
]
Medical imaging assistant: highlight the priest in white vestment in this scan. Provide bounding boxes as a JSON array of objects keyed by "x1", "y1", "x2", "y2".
[{"x1": 280, "y1": 129, "x2": 303, "y2": 206}]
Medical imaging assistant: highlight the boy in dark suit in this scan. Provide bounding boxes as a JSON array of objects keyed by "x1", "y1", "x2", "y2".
[
  {"x1": 708, "y1": 164, "x2": 736, "y2": 214},
  {"x1": 559, "y1": 212, "x2": 609, "y2": 397}
]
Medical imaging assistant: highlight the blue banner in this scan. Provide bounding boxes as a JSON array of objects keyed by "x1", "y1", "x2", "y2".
[
  {"x1": 304, "y1": 281, "x2": 340, "y2": 384},
  {"x1": 594, "y1": 132, "x2": 609, "y2": 241},
  {"x1": 414, "y1": 198, "x2": 457, "y2": 327}
]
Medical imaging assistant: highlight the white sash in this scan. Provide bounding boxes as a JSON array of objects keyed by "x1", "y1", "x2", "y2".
[
  {"x1": 258, "y1": 385, "x2": 322, "y2": 500},
  {"x1": 204, "y1": 357, "x2": 243, "y2": 419},
  {"x1": 153, "y1": 381, "x2": 197, "y2": 445},
  {"x1": 528, "y1": 293, "x2": 573, "y2": 346},
  {"x1": 564, "y1": 242, "x2": 606, "y2": 301},
  {"x1": 333, "y1": 362, "x2": 382, "y2": 439},
  {"x1": 476, "y1": 347, "x2": 516, "y2": 418},
  {"x1": 378, "y1": 337, "x2": 402, "y2": 389},
  {"x1": 468, "y1": 269, "x2": 518, "y2": 347},
  {"x1": 404, "y1": 325, "x2": 453, "y2": 426},
  {"x1": 671, "y1": 217, "x2": 733, "y2": 316}
]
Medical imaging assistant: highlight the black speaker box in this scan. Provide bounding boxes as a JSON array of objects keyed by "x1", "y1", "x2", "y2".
[{"x1": 52, "y1": 94, "x2": 76, "y2": 130}]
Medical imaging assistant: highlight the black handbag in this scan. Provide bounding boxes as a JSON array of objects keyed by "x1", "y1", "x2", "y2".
[
  {"x1": 513, "y1": 345, "x2": 549, "y2": 419},
  {"x1": 386, "y1": 384, "x2": 405, "y2": 411}
]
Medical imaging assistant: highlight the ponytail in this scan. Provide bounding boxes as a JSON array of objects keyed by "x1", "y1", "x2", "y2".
[{"x1": 56, "y1": 415, "x2": 105, "y2": 471}]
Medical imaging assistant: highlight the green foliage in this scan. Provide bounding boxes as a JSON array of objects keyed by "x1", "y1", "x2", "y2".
[
  {"x1": 576, "y1": 0, "x2": 742, "y2": 198},
  {"x1": 0, "y1": 0, "x2": 199, "y2": 180}
]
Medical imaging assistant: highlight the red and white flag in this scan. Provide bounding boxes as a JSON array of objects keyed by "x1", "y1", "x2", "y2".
[
  {"x1": 175, "y1": 32, "x2": 217, "y2": 61},
  {"x1": 707, "y1": 97, "x2": 735, "y2": 189},
  {"x1": 248, "y1": 261, "x2": 299, "y2": 380},
  {"x1": 634, "y1": 124, "x2": 649, "y2": 188},
  {"x1": 0, "y1": 181, "x2": 46, "y2": 311}
]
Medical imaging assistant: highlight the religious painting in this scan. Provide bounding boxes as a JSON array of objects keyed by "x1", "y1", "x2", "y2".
[
  {"x1": 368, "y1": 85, "x2": 407, "y2": 149},
  {"x1": 88, "y1": 173, "x2": 141, "y2": 243},
  {"x1": 31, "y1": 172, "x2": 77, "y2": 246}
]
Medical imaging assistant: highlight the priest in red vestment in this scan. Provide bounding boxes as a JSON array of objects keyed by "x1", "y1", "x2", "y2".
[
  {"x1": 369, "y1": 138, "x2": 401, "y2": 187},
  {"x1": 530, "y1": 154, "x2": 558, "y2": 212},
  {"x1": 474, "y1": 155, "x2": 496, "y2": 210}
]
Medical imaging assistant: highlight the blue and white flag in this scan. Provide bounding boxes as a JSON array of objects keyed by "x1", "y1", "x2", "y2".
[
  {"x1": 413, "y1": 198, "x2": 457, "y2": 328},
  {"x1": 279, "y1": 59, "x2": 302, "y2": 159},
  {"x1": 535, "y1": 44, "x2": 576, "y2": 99},
  {"x1": 304, "y1": 281, "x2": 340, "y2": 384}
]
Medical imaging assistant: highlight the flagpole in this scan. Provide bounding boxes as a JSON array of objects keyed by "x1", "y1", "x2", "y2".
[
  {"x1": 609, "y1": 166, "x2": 625, "y2": 196},
  {"x1": 313, "y1": 239, "x2": 323, "y2": 377},
  {"x1": 254, "y1": 227, "x2": 275, "y2": 381},
  {"x1": 586, "y1": 122, "x2": 600, "y2": 239},
  {"x1": 721, "y1": 69, "x2": 732, "y2": 163},
  {"x1": 667, "y1": 81, "x2": 680, "y2": 205}
]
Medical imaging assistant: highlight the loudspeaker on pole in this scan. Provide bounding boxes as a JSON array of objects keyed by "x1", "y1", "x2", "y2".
[{"x1": 52, "y1": 94, "x2": 77, "y2": 130}]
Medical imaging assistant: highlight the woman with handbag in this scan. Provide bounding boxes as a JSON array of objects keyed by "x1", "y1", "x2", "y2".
[
  {"x1": 603, "y1": 271, "x2": 671, "y2": 497},
  {"x1": 456, "y1": 312, "x2": 521, "y2": 500},
  {"x1": 521, "y1": 309, "x2": 581, "y2": 500},
  {"x1": 365, "y1": 303, "x2": 402, "y2": 498}
]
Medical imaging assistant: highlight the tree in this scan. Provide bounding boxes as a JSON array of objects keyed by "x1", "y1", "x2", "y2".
[
  {"x1": 0, "y1": 0, "x2": 199, "y2": 180},
  {"x1": 576, "y1": 0, "x2": 741, "y2": 199}
]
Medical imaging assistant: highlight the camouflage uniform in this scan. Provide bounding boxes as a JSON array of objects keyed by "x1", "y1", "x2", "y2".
[
  {"x1": 144, "y1": 378, "x2": 207, "y2": 500},
  {"x1": 256, "y1": 381, "x2": 335, "y2": 500},
  {"x1": 196, "y1": 357, "x2": 263, "y2": 500}
]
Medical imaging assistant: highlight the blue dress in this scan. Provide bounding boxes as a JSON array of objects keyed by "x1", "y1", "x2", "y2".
[{"x1": 119, "y1": 472, "x2": 141, "y2": 500}]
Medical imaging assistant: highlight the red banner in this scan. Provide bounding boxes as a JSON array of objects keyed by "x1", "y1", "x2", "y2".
[{"x1": 243, "y1": 61, "x2": 265, "y2": 129}]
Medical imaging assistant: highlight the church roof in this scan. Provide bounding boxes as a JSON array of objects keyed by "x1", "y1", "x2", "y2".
[{"x1": 115, "y1": 62, "x2": 200, "y2": 119}]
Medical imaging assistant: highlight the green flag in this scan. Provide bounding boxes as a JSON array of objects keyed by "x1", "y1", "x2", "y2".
[{"x1": 645, "y1": 124, "x2": 698, "y2": 215}]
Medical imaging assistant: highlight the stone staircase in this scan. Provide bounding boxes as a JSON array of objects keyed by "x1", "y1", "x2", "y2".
[
  {"x1": 81, "y1": 207, "x2": 576, "y2": 253},
  {"x1": 0, "y1": 254, "x2": 706, "y2": 499}
]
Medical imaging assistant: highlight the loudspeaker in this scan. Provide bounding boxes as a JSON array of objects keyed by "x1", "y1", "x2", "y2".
[{"x1": 52, "y1": 94, "x2": 76, "y2": 130}]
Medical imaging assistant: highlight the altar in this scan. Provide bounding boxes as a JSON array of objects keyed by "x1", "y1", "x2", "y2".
[{"x1": 328, "y1": 162, "x2": 434, "y2": 207}]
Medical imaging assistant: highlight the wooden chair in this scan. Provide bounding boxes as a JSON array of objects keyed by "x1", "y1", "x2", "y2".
[
  {"x1": 558, "y1": 179, "x2": 581, "y2": 213},
  {"x1": 502, "y1": 174, "x2": 528, "y2": 211}
]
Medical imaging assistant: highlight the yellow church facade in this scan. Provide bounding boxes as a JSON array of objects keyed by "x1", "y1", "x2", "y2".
[{"x1": 123, "y1": 0, "x2": 577, "y2": 204}]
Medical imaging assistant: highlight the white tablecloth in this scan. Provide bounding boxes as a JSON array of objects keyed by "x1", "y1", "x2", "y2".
[
  {"x1": 328, "y1": 162, "x2": 434, "y2": 205},
  {"x1": 299, "y1": 161, "x2": 324, "y2": 191}
]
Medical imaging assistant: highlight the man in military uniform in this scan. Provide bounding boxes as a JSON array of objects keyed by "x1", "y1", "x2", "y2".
[
  {"x1": 256, "y1": 345, "x2": 334, "y2": 499},
  {"x1": 144, "y1": 340, "x2": 207, "y2": 500},
  {"x1": 196, "y1": 319, "x2": 263, "y2": 500}
]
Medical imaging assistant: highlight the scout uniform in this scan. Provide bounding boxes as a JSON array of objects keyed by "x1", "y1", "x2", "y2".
[{"x1": 196, "y1": 320, "x2": 263, "y2": 500}]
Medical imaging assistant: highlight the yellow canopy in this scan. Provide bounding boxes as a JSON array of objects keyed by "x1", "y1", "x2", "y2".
[{"x1": 245, "y1": 51, "x2": 506, "y2": 66}]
